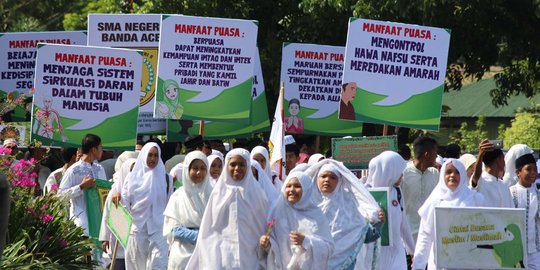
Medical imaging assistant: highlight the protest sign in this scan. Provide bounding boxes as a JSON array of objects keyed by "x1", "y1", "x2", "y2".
[
  {"x1": 156, "y1": 15, "x2": 258, "y2": 122},
  {"x1": 332, "y1": 135, "x2": 397, "y2": 169},
  {"x1": 280, "y1": 43, "x2": 362, "y2": 135},
  {"x1": 368, "y1": 187, "x2": 392, "y2": 246},
  {"x1": 0, "y1": 31, "x2": 87, "y2": 121},
  {"x1": 166, "y1": 47, "x2": 270, "y2": 140},
  {"x1": 85, "y1": 179, "x2": 113, "y2": 253},
  {"x1": 341, "y1": 18, "x2": 450, "y2": 131},
  {"x1": 435, "y1": 207, "x2": 526, "y2": 269},
  {"x1": 31, "y1": 44, "x2": 142, "y2": 149},
  {"x1": 107, "y1": 202, "x2": 133, "y2": 249},
  {"x1": 88, "y1": 14, "x2": 166, "y2": 135}
]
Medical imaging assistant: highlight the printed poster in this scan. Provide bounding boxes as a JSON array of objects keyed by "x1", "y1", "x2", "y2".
[
  {"x1": 85, "y1": 179, "x2": 113, "y2": 254},
  {"x1": 0, "y1": 31, "x2": 87, "y2": 121},
  {"x1": 88, "y1": 14, "x2": 165, "y2": 135},
  {"x1": 31, "y1": 44, "x2": 142, "y2": 149},
  {"x1": 107, "y1": 202, "x2": 133, "y2": 249},
  {"x1": 341, "y1": 18, "x2": 450, "y2": 131},
  {"x1": 331, "y1": 135, "x2": 397, "y2": 169},
  {"x1": 156, "y1": 15, "x2": 258, "y2": 122},
  {"x1": 435, "y1": 207, "x2": 526, "y2": 269},
  {"x1": 167, "y1": 47, "x2": 270, "y2": 140},
  {"x1": 368, "y1": 187, "x2": 392, "y2": 246},
  {"x1": 280, "y1": 43, "x2": 362, "y2": 135}
]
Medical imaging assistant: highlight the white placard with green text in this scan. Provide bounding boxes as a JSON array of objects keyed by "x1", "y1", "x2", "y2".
[{"x1": 156, "y1": 15, "x2": 258, "y2": 123}]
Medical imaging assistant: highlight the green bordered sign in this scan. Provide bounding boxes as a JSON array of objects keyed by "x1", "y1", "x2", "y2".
[
  {"x1": 107, "y1": 202, "x2": 133, "y2": 249},
  {"x1": 331, "y1": 135, "x2": 397, "y2": 170},
  {"x1": 84, "y1": 179, "x2": 113, "y2": 252},
  {"x1": 368, "y1": 187, "x2": 392, "y2": 246}
]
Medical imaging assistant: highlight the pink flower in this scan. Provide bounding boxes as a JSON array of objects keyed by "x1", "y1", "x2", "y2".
[
  {"x1": 0, "y1": 147, "x2": 12, "y2": 155},
  {"x1": 265, "y1": 217, "x2": 277, "y2": 235},
  {"x1": 42, "y1": 214, "x2": 53, "y2": 223},
  {"x1": 59, "y1": 239, "x2": 68, "y2": 248},
  {"x1": 41, "y1": 204, "x2": 49, "y2": 210},
  {"x1": 50, "y1": 183, "x2": 58, "y2": 192}
]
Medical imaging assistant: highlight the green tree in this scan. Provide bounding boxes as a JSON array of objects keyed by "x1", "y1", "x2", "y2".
[
  {"x1": 499, "y1": 112, "x2": 540, "y2": 149},
  {"x1": 449, "y1": 115, "x2": 488, "y2": 152}
]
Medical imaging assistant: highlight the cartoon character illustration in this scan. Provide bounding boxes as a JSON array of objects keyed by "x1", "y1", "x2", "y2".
[
  {"x1": 339, "y1": 82, "x2": 357, "y2": 121},
  {"x1": 284, "y1": 98, "x2": 304, "y2": 134},
  {"x1": 156, "y1": 80, "x2": 183, "y2": 119},
  {"x1": 477, "y1": 224, "x2": 525, "y2": 268},
  {"x1": 32, "y1": 97, "x2": 67, "y2": 142}
]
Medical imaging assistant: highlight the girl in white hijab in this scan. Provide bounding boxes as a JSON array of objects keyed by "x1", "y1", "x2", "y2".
[
  {"x1": 367, "y1": 151, "x2": 415, "y2": 270},
  {"x1": 163, "y1": 151, "x2": 212, "y2": 269},
  {"x1": 251, "y1": 146, "x2": 283, "y2": 191},
  {"x1": 412, "y1": 159, "x2": 485, "y2": 270},
  {"x1": 207, "y1": 154, "x2": 224, "y2": 186},
  {"x1": 503, "y1": 144, "x2": 534, "y2": 187},
  {"x1": 186, "y1": 148, "x2": 269, "y2": 269},
  {"x1": 121, "y1": 142, "x2": 172, "y2": 270},
  {"x1": 252, "y1": 159, "x2": 280, "y2": 204},
  {"x1": 308, "y1": 153, "x2": 325, "y2": 166},
  {"x1": 305, "y1": 159, "x2": 382, "y2": 270},
  {"x1": 259, "y1": 171, "x2": 334, "y2": 269}
]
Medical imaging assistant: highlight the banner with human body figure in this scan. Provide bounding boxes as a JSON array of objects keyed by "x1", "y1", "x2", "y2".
[
  {"x1": 341, "y1": 18, "x2": 450, "y2": 131},
  {"x1": 156, "y1": 15, "x2": 258, "y2": 123},
  {"x1": 31, "y1": 44, "x2": 142, "y2": 149},
  {"x1": 88, "y1": 14, "x2": 165, "y2": 135}
]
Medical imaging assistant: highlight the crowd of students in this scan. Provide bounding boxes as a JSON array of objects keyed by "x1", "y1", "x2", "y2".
[{"x1": 3, "y1": 133, "x2": 539, "y2": 269}]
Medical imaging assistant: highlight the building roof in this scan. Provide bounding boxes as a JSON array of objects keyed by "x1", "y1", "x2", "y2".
[{"x1": 442, "y1": 78, "x2": 540, "y2": 117}]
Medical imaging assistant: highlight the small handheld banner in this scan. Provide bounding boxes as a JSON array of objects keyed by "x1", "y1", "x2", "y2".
[
  {"x1": 84, "y1": 179, "x2": 113, "y2": 253},
  {"x1": 435, "y1": 207, "x2": 526, "y2": 269},
  {"x1": 368, "y1": 187, "x2": 392, "y2": 246},
  {"x1": 31, "y1": 44, "x2": 143, "y2": 149},
  {"x1": 280, "y1": 43, "x2": 362, "y2": 135},
  {"x1": 341, "y1": 18, "x2": 450, "y2": 131},
  {"x1": 0, "y1": 31, "x2": 87, "y2": 121},
  {"x1": 106, "y1": 202, "x2": 133, "y2": 249},
  {"x1": 331, "y1": 135, "x2": 397, "y2": 169},
  {"x1": 88, "y1": 14, "x2": 166, "y2": 135},
  {"x1": 156, "y1": 15, "x2": 258, "y2": 122}
]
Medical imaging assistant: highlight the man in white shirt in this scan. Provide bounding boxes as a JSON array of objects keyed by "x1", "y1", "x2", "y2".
[
  {"x1": 44, "y1": 147, "x2": 78, "y2": 194},
  {"x1": 471, "y1": 139, "x2": 513, "y2": 208},
  {"x1": 401, "y1": 136, "x2": 439, "y2": 243},
  {"x1": 58, "y1": 134, "x2": 106, "y2": 236}
]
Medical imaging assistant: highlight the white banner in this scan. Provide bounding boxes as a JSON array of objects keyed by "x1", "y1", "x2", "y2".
[{"x1": 435, "y1": 207, "x2": 526, "y2": 269}]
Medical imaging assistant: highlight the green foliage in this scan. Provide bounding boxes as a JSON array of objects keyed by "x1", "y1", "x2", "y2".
[
  {"x1": 63, "y1": 0, "x2": 123, "y2": 30},
  {"x1": 499, "y1": 112, "x2": 540, "y2": 149},
  {"x1": 449, "y1": 115, "x2": 488, "y2": 152}
]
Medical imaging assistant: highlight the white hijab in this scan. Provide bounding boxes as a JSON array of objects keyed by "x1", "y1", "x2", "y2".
[
  {"x1": 265, "y1": 171, "x2": 334, "y2": 270},
  {"x1": 418, "y1": 159, "x2": 484, "y2": 222},
  {"x1": 123, "y1": 142, "x2": 170, "y2": 232},
  {"x1": 503, "y1": 144, "x2": 534, "y2": 186},
  {"x1": 111, "y1": 157, "x2": 136, "y2": 194},
  {"x1": 251, "y1": 146, "x2": 272, "y2": 177},
  {"x1": 308, "y1": 153, "x2": 325, "y2": 165},
  {"x1": 186, "y1": 148, "x2": 269, "y2": 269},
  {"x1": 163, "y1": 151, "x2": 212, "y2": 269},
  {"x1": 367, "y1": 151, "x2": 407, "y2": 247},
  {"x1": 305, "y1": 159, "x2": 380, "y2": 269},
  {"x1": 207, "y1": 154, "x2": 224, "y2": 185},
  {"x1": 252, "y1": 159, "x2": 280, "y2": 204}
]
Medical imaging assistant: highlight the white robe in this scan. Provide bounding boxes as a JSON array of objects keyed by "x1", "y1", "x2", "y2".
[
  {"x1": 58, "y1": 160, "x2": 106, "y2": 235},
  {"x1": 401, "y1": 163, "x2": 439, "y2": 242},
  {"x1": 412, "y1": 159, "x2": 485, "y2": 270},
  {"x1": 510, "y1": 183, "x2": 540, "y2": 269},
  {"x1": 186, "y1": 148, "x2": 268, "y2": 269},
  {"x1": 163, "y1": 151, "x2": 212, "y2": 269},
  {"x1": 44, "y1": 167, "x2": 65, "y2": 194},
  {"x1": 476, "y1": 171, "x2": 514, "y2": 208},
  {"x1": 305, "y1": 159, "x2": 381, "y2": 270},
  {"x1": 367, "y1": 151, "x2": 415, "y2": 270},
  {"x1": 262, "y1": 171, "x2": 334, "y2": 270},
  {"x1": 121, "y1": 143, "x2": 172, "y2": 270}
]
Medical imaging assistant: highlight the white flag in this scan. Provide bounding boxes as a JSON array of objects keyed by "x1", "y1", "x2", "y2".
[{"x1": 269, "y1": 85, "x2": 285, "y2": 168}]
